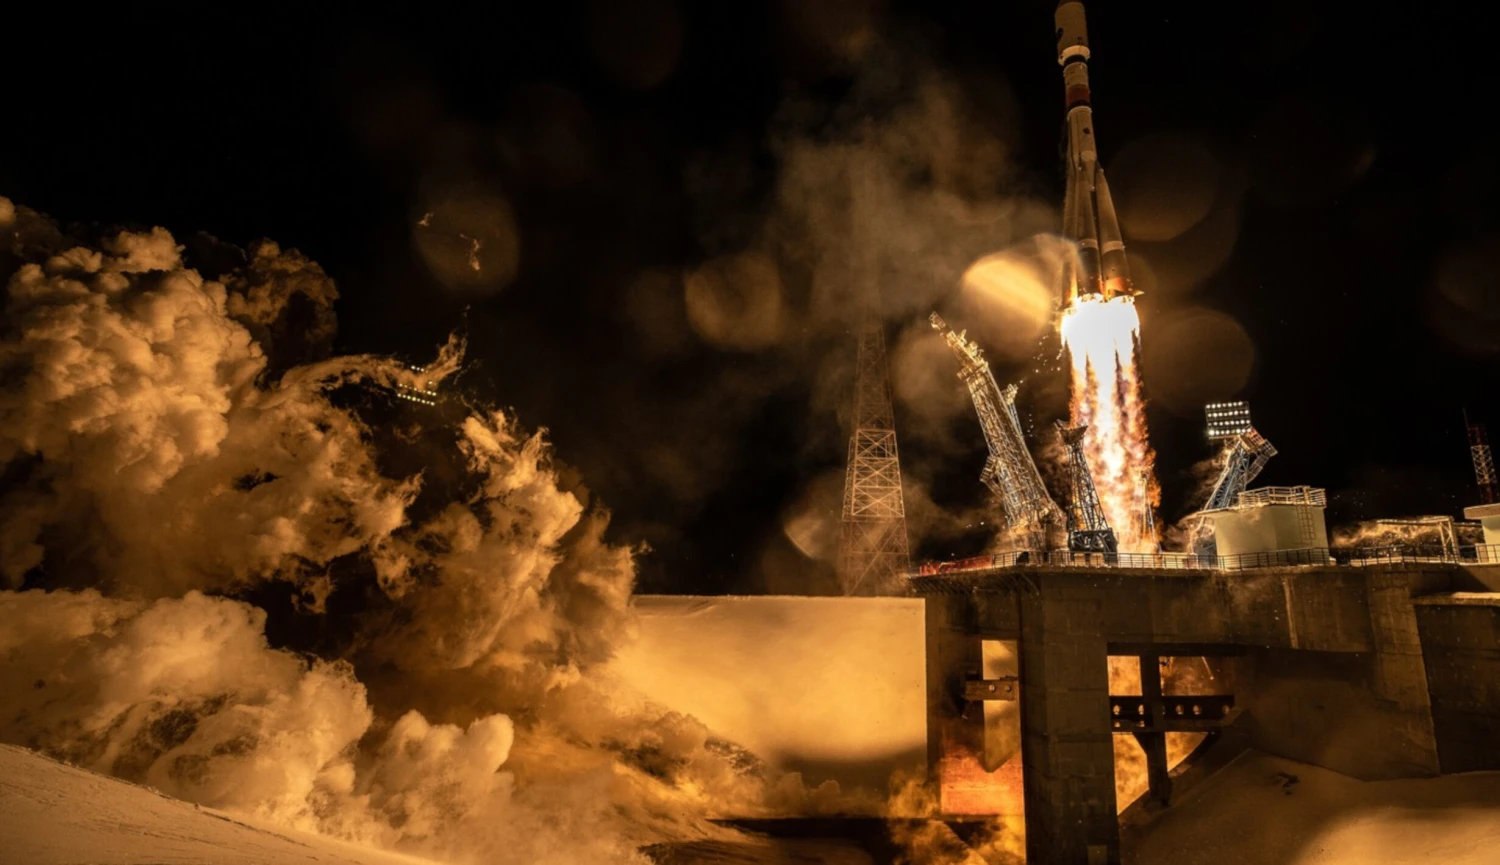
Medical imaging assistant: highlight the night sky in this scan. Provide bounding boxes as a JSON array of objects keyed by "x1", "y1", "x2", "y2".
[{"x1": 7, "y1": 0, "x2": 1500, "y2": 594}]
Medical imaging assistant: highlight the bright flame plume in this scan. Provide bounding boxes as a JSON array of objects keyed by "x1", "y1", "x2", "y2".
[{"x1": 1059, "y1": 294, "x2": 1159, "y2": 552}]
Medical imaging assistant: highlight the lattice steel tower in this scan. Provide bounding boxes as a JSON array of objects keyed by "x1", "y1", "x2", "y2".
[
  {"x1": 930, "y1": 313, "x2": 1061, "y2": 547},
  {"x1": 1057, "y1": 422, "x2": 1118, "y2": 553},
  {"x1": 1466, "y1": 410, "x2": 1497, "y2": 504},
  {"x1": 838, "y1": 323, "x2": 911, "y2": 595}
]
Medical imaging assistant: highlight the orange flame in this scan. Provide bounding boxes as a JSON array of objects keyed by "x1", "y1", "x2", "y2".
[{"x1": 1059, "y1": 294, "x2": 1160, "y2": 552}]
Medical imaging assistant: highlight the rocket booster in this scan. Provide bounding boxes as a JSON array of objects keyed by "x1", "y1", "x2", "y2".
[{"x1": 1056, "y1": 1, "x2": 1138, "y2": 301}]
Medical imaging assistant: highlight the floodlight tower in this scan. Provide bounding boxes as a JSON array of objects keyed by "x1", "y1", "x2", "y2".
[
  {"x1": 1205, "y1": 401, "x2": 1253, "y2": 441},
  {"x1": 394, "y1": 364, "x2": 440, "y2": 406},
  {"x1": 1194, "y1": 401, "x2": 1274, "y2": 554}
]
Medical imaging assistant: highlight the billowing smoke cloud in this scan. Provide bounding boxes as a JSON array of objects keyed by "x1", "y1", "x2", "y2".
[
  {"x1": 1155, "y1": 451, "x2": 1226, "y2": 550},
  {"x1": 1, "y1": 589, "x2": 390, "y2": 833},
  {"x1": 0, "y1": 212, "x2": 458, "y2": 596},
  {"x1": 0, "y1": 197, "x2": 790, "y2": 863}
]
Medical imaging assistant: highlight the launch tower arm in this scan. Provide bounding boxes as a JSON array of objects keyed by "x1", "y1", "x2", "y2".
[
  {"x1": 1202, "y1": 428, "x2": 1277, "y2": 512},
  {"x1": 930, "y1": 313, "x2": 1061, "y2": 533}
]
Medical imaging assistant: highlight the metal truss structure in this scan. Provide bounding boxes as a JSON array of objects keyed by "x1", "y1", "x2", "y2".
[
  {"x1": 1057, "y1": 422, "x2": 1118, "y2": 553},
  {"x1": 838, "y1": 323, "x2": 911, "y2": 595},
  {"x1": 1466, "y1": 411, "x2": 1497, "y2": 505},
  {"x1": 1203, "y1": 428, "x2": 1276, "y2": 513},
  {"x1": 931, "y1": 313, "x2": 1061, "y2": 543}
]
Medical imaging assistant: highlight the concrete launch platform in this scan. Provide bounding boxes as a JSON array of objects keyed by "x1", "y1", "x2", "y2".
[{"x1": 621, "y1": 560, "x2": 1500, "y2": 864}]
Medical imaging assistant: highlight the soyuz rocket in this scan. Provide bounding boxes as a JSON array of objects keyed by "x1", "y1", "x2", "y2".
[{"x1": 1056, "y1": 1, "x2": 1139, "y2": 301}]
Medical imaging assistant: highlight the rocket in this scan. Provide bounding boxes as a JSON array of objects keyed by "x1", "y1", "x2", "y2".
[{"x1": 1056, "y1": 1, "x2": 1139, "y2": 301}]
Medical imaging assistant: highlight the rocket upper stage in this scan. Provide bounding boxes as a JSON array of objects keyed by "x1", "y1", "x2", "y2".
[
  {"x1": 1056, "y1": 2, "x2": 1090, "y2": 69},
  {"x1": 1056, "y1": 1, "x2": 1139, "y2": 301}
]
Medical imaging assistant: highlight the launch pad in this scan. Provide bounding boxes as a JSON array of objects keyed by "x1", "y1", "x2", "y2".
[
  {"x1": 801, "y1": 1, "x2": 1500, "y2": 861},
  {"x1": 914, "y1": 559, "x2": 1500, "y2": 864}
]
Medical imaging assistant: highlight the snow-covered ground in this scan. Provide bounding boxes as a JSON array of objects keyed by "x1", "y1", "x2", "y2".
[
  {"x1": 1, "y1": 743, "x2": 882, "y2": 865},
  {"x1": 0, "y1": 744, "x2": 439, "y2": 865},
  {"x1": 1127, "y1": 750, "x2": 1500, "y2": 864},
  {"x1": 9, "y1": 737, "x2": 1500, "y2": 865}
]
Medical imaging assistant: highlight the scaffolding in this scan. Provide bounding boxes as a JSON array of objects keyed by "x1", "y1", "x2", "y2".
[
  {"x1": 931, "y1": 313, "x2": 1061, "y2": 544},
  {"x1": 1235, "y1": 486, "x2": 1326, "y2": 507},
  {"x1": 1058, "y1": 422, "x2": 1118, "y2": 553},
  {"x1": 838, "y1": 323, "x2": 912, "y2": 595}
]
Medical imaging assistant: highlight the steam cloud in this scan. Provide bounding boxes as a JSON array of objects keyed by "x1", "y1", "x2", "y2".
[{"x1": 0, "y1": 197, "x2": 774, "y2": 863}]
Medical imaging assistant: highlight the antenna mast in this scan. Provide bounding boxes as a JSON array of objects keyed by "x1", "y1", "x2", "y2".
[{"x1": 1466, "y1": 410, "x2": 1497, "y2": 505}]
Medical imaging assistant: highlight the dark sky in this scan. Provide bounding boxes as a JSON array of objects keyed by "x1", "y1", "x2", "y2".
[{"x1": 6, "y1": 0, "x2": 1500, "y2": 593}]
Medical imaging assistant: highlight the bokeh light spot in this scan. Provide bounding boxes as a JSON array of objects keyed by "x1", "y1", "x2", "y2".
[
  {"x1": 683, "y1": 252, "x2": 785, "y2": 351},
  {"x1": 1141, "y1": 307, "x2": 1256, "y2": 415},
  {"x1": 954, "y1": 242, "x2": 1064, "y2": 360},
  {"x1": 585, "y1": 0, "x2": 683, "y2": 90},
  {"x1": 1109, "y1": 133, "x2": 1220, "y2": 243},
  {"x1": 412, "y1": 189, "x2": 520, "y2": 295}
]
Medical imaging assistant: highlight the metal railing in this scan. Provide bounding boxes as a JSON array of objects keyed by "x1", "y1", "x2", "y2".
[
  {"x1": 1236, "y1": 486, "x2": 1326, "y2": 507},
  {"x1": 908, "y1": 543, "x2": 1500, "y2": 577},
  {"x1": 1337, "y1": 543, "x2": 1500, "y2": 566}
]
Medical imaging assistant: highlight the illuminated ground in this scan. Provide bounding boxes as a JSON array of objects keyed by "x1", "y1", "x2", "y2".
[{"x1": 1126, "y1": 750, "x2": 1500, "y2": 864}]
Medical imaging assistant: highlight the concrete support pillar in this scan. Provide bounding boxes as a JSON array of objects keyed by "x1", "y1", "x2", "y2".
[
  {"x1": 925, "y1": 594, "x2": 986, "y2": 811},
  {"x1": 1019, "y1": 582, "x2": 1120, "y2": 865},
  {"x1": 1133, "y1": 654, "x2": 1172, "y2": 809}
]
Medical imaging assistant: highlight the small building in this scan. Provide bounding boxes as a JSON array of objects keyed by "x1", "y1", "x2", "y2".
[
  {"x1": 1463, "y1": 503, "x2": 1500, "y2": 547},
  {"x1": 1201, "y1": 486, "x2": 1328, "y2": 558}
]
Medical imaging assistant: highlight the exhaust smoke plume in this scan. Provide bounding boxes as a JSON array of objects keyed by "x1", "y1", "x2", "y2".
[{"x1": 0, "y1": 198, "x2": 797, "y2": 863}]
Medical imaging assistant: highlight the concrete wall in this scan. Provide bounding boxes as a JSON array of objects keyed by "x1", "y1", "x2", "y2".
[
  {"x1": 1412, "y1": 595, "x2": 1500, "y2": 773},
  {"x1": 1232, "y1": 648, "x2": 1439, "y2": 779},
  {"x1": 1196, "y1": 567, "x2": 1444, "y2": 779},
  {"x1": 607, "y1": 595, "x2": 927, "y2": 798}
]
